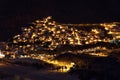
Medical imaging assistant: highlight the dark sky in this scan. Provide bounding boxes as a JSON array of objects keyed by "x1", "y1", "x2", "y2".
[{"x1": 0, "y1": 0, "x2": 120, "y2": 41}]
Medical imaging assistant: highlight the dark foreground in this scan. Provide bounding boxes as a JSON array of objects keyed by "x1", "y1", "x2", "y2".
[{"x1": 0, "y1": 62, "x2": 78, "y2": 80}]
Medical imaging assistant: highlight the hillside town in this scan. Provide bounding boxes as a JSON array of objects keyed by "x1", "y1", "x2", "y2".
[{"x1": 0, "y1": 17, "x2": 120, "y2": 80}]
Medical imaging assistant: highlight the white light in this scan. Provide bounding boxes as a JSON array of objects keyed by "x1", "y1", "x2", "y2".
[{"x1": 0, "y1": 50, "x2": 5, "y2": 58}]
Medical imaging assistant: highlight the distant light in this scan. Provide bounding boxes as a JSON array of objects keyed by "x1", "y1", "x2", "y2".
[{"x1": 0, "y1": 50, "x2": 5, "y2": 59}]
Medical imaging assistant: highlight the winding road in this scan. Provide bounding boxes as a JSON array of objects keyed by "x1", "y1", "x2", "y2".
[{"x1": 0, "y1": 63, "x2": 79, "y2": 80}]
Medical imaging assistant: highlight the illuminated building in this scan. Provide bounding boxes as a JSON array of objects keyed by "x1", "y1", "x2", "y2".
[{"x1": 13, "y1": 16, "x2": 120, "y2": 52}]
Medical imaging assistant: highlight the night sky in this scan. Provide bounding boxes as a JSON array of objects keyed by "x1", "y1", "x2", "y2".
[{"x1": 0, "y1": 0, "x2": 120, "y2": 41}]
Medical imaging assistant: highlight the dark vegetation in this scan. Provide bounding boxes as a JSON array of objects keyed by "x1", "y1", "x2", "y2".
[
  {"x1": 55, "y1": 42, "x2": 118, "y2": 53},
  {"x1": 4, "y1": 58, "x2": 54, "y2": 69},
  {"x1": 54, "y1": 52, "x2": 120, "y2": 80}
]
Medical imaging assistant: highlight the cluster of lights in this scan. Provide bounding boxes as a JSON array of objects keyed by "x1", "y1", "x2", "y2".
[
  {"x1": 13, "y1": 16, "x2": 82, "y2": 51},
  {"x1": 13, "y1": 16, "x2": 119, "y2": 52}
]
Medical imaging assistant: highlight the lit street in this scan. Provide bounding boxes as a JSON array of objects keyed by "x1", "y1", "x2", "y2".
[{"x1": 0, "y1": 62, "x2": 78, "y2": 80}]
